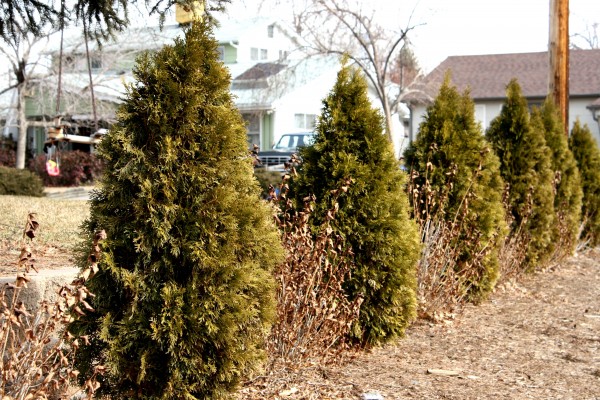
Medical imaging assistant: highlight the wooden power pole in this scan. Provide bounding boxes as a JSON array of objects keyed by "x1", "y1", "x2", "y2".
[{"x1": 549, "y1": 0, "x2": 570, "y2": 136}]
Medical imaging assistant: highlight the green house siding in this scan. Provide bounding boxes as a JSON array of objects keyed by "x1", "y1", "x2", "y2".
[
  {"x1": 261, "y1": 113, "x2": 274, "y2": 151},
  {"x1": 25, "y1": 89, "x2": 83, "y2": 117},
  {"x1": 31, "y1": 126, "x2": 46, "y2": 155},
  {"x1": 221, "y1": 43, "x2": 238, "y2": 64}
]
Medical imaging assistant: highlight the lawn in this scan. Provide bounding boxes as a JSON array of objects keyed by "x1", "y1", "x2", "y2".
[{"x1": 0, "y1": 195, "x2": 90, "y2": 274}]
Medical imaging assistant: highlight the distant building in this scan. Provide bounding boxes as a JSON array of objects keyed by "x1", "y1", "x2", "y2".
[
  {"x1": 407, "y1": 49, "x2": 600, "y2": 145},
  {"x1": 11, "y1": 16, "x2": 407, "y2": 156}
]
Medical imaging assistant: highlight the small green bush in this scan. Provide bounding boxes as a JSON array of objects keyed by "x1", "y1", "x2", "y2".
[
  {"x1": 292, "y1": 62, "x2": 421, "y2": 346},
  {"x1": 486, "y1": 79, "x2": 555, "y2": 271},
  {"x1": 533, "y1": 99, "x2": 582, "y2": 259},
  {"x1": 404, "y1": 74, "x2": 506, "y2": 303},
  {"x1": 569, "y1": 119, "x2": 600, "y2": 247},
  {"x1": 29, "y1": 150, "x2": 104, "y2": 187},
  {"x1": 0, "y1": 166, "x2": 44, "y2": 197}
]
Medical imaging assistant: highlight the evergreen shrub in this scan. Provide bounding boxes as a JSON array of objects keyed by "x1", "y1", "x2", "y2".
[
  {"x1": 29, "y1": 150, "x2": 104, "y2": 187},
  {"x1": 404, "y1": 75, "x2": 506, "y2": 305},
  {"x1": 569, "y1": 119, "x2": 600, "y2": 247},
  {"x1": 486, "y1": 79, "x2": 555, "y2": 271},
  {"x1": 69, "y1": 21, "x2": 283, "y2": 399},
  {"x1": 533, "y1": 99, "x2": 582, "y2": 260},
  {"x1": 0, "y1": 166, "x2": 44, "y2": 197},
  {"x1": 291, "y1": 62, "x2": 421, "y2": 346}
]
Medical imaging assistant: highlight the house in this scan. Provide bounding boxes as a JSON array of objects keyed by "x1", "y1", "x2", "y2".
[
  {"x1": 10, "y1": 14, "x2": 408, "y2": 157},
  {"x1": 407, "y1": 49, "x2": 600, "y2": 145},
  {"x1": 15, "y1": 16, "x2": 318, "y2": 153}
]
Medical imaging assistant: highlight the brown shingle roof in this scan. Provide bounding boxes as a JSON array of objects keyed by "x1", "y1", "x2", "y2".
[
  {"x1": 234, "y1": 63, "x2": 286, "y2": 80},
  {"x1": 413, "y1": 49, "x2": 600, "y2": 102}
]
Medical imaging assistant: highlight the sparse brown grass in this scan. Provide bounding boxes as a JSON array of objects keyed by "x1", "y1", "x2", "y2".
[{"x1": 0, "y1": 196, "x2": 90, "y2": 249}]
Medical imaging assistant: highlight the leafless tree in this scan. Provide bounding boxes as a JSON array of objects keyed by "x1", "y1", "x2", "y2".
[
  {"x1": 253, "y1": 0, "x2": 424, "y2": 143},
  {"x1": 571, "y1": 22, "x2": 599, "y2": 49},
  {"x1": 30, "y1": 25, "x2": 174, "y2": 128},
  {"x1": 0, "y1": 0, "x2": 233, "y2": 44},
  {"x1": 0, "y1": 26, "x2": 55, "y2": 169}
]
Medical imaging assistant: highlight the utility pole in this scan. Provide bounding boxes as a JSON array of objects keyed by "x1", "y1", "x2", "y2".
[{"x1": 548, "y1": 0, "x2": 569, "y2": 136}]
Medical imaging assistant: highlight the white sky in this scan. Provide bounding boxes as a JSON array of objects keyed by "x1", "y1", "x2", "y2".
[
  {"x1": 208, "y1": 0, "x2": 600, "y2": 73},
  {"x1": 407, "y1": 0, "x2": 600, "y2": 72}
]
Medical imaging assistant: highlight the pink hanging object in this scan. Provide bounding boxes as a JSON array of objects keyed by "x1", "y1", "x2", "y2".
[{"x1": 46, "y1": 160, "x2": 60, "y2": 176}]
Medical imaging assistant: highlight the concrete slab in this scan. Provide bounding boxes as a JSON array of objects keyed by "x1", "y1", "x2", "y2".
[{"x1": 1, "y1": 267, "x2": 79, "y2": 310}]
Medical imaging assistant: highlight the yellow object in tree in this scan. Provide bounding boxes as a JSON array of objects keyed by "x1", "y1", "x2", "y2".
[{"x1": 175, "y1": 1, "x2": 204, "y2": 24}]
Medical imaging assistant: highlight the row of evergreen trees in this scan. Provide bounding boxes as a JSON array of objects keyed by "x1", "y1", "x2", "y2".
[{"x1": 67, "y1": 21, "x2": 600, "y2": 399}]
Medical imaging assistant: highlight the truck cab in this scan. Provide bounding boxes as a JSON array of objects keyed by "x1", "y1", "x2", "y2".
[{"x1": 256, "y1": 132, "x2": 315, "y2": 170}]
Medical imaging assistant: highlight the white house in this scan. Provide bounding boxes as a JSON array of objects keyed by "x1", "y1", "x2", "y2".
[{"x1": 407, "y1": 49, "x2": 600, "y2": 145}]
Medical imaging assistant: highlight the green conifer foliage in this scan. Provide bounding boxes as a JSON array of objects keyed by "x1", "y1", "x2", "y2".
[
  {"x1": 69, "y1": 21, "x2": 282, "y2": 399},
  {"x1": 533, "y1": 99, "x2": 582, "y2": 258},
  {"x1": 485, "y1": 79, "x2": 555, "y2": 270},
  {"x1": 404, "y1": 75, "x2": 506, "y2": 301},
  {"x1": 291, "y1": 63, "x2": 421, "y2": 346},
  {"x1": 569, "y1": 119, "x2": 600, "y2": 246}
]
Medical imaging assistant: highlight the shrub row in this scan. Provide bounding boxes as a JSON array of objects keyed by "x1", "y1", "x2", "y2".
[
  {"x1": 404, "y1": 76, "x2": 596, "y2": 320},
  {"x1": 6, "y1": 21, "x2": 600, "y2": 400},
  {"x1": 1, "y1": 147, "x2": 103, "y2": 191}
]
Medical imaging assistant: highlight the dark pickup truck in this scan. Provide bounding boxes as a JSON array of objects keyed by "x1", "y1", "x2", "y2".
[{"x1": 255, "y1": 132, "x2": 315, "y2": 170}]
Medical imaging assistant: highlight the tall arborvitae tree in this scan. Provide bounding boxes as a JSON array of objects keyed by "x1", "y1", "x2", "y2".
[
  {"x1": 569, "y1": 119, "x2": 600, "y2": 247},
  {"x1": 533, "y1": 99, "x2": 582, "y2": 259},
  {"x1": 69, "y1": 21, "x2": 283, "y2": 399},
  {"x1": 291, "y1": 62, "x2": 421, "y2": 347},
  {"x1": 486, "y1": 79, "x2": 555, "y2": 270},
  {"x1": 404, "y1": 75, "x2": 506, "y2": 301}
]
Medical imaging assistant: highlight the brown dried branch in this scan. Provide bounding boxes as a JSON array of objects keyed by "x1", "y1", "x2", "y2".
[
  {"x1": 0, "y1": 215, "x2": 104, "y2": 399},
  {"x1": 266, "y1": 171, "x2": 360, "y2": 367}
]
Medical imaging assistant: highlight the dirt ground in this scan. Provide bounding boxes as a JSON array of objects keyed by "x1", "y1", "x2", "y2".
[
  {"x1": 237, "y1": 250, "x2": 600, "y2": 400},
  {"x1": 2, "y1": 243, "x2": 598, "y2": 399}
]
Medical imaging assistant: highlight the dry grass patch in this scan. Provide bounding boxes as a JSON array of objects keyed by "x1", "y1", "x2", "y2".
[
  {"x1": 0, "y1": 196, "x2": 89, "y2": 246},
  {"x1": 0, "y1": 195, "x2": 90, "y2": 274}
]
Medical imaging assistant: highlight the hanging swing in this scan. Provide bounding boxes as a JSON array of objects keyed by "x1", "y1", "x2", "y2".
[
  {"x1": 44, "y1": 0, "x2": 66, "y2": 177},
  {"x1": 45, "y1": 140, "x2": 60, "y2": 176},
  {"x1": 44, "y1": 3, "x2": 102, "y2": 176}
]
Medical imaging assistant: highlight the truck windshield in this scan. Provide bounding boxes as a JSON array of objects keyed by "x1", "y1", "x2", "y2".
[{"x1": 273, "y1": 133, "x2": 314, "y2": 151}]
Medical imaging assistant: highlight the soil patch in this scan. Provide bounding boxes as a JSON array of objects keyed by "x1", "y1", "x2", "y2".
[{"x1": 238, "y1": 250, "x2": 600, "y2": 399}]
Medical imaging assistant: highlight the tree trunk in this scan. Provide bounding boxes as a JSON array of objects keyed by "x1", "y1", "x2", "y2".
[
  {"x1": 381, "y1": 95, "x2": 395, "y2": 148},
  {"x1": 15, "y1": 84, "x2": 27, "y2": 169}
]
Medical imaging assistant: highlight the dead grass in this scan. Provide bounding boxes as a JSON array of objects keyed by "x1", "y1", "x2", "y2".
[
  {"x1": 0, "y1": 195, "x2": 90, "y2": 276},
  {"x1": 0, "y1": 195, "x2": 90, "y2": 248}
]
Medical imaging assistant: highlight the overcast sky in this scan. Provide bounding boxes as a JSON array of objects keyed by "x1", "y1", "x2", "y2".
[
  {"x1": 407, "y1": 0, "x2": 600, "y2": 72},
  {"x1": 216, "y1": 0, "x2": 600, "y2": 73}
]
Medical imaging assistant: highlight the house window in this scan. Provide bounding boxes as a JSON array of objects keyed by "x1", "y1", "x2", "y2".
[
  {"x1": 260, "y1": 49, "x2": 268, "y2": 60},
  {"x1": 251, "y1": 47, "x2": 258, "y2": 61},
  {"x1": 63, "y1": 55, "x2": 74, "y2": 70},
  {"x1": 294, "y1": 113, "x2": 317, "y2": 130},
  {"x1": 243, "y1": 113, "x2": 260, "y2": 148},
  {"x1": 91, "y1": 56, "x2": 102, "y2": 70},
  {"x1": 217, "y1": 46, "x2": 224, "y2": 60},
  {"x1": 278, "y1": 50, "x2": 289, "y2": 61},
  {"x1": 268, "y1": 24, "x2": 274, "y2": 38}
]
